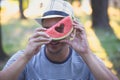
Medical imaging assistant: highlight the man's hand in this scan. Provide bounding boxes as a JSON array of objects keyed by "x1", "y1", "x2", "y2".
[
  {"x1": 61, "y1": 20, "x2": 90, "y2": 55},
  {"x1": 24, "y1": 27, "x2": 52, "y2": 60},
  {"x1": 61, "y1": 20, "x2": 119, "y2": 80}
]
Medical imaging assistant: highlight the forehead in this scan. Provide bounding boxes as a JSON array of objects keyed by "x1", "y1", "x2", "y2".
[{"x1": 42, "y1": 17, "x2": 63, "y2": 27}]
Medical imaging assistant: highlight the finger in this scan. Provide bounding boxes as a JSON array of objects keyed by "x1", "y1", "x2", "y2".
[
  {"x1": 32, "y1": 37, "x2": 52, "y2": 42},
  {"x1": 73, "y1": 20, "x2": 84, "y2": 27},
  {"x1": 73, "y1": 24, "x2": 84, "y2": 34},
  {"x1": 73, "y1": 19, "x2": 83, "y2": 25},
  {"x1": 34, "y1": 27, "x2": 47, "y2": 33},
  {"x1": 29, "y1": 32, "x2": 51, "y2": 42},
  {"x1": 72, "y1": 22, "x2": 77, "y2": 26},
  {"x1": 34, "y1": 40, "x2": 51, "y2": 47},
  {"x1": 69, "y1": 29, "x2": 76, "y2": 41},
  {"x1": 29, "y1": 37, "x2": 51, "y2": 48},
  {"x1": 73, "y1": 24, "x2": 84, "y2": 29},
  {"x1": 32, "y1": 32, "x2": 50, "y2": 39},
  {"x1": 72, "y1": 20, "x2": 83, "y2": 27}
]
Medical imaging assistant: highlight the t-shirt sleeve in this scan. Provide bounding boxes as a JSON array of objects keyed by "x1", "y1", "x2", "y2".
[{"x1": 3, "y1": 50, "x2": 26, "y2": 80}]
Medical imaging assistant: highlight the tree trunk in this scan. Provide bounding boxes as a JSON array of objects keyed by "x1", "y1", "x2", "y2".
[
  {"x1": 0, "y1": 26, "x2": 8, "y2": 61},
  {"x1": 19, "y1": 0, "x2": 26, "y2": 19},
  {"x1": 91, "y1": 0, "x2": 111, "y2": 30}
]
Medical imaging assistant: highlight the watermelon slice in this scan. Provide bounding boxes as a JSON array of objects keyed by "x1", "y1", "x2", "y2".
[{"x1": 45, "y1": 16, "x2": 73, "y2": 40}]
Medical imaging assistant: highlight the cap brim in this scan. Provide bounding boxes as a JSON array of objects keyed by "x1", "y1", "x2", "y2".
[{"x1": 35, "y1": 15, "x2": 65, "y2": 24}]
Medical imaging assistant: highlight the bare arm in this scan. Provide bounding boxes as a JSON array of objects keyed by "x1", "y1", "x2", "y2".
[
  {"x1": 62, "y1": 20, "x2": 119, "y2": 80},
  {"x1": 80, "y1": 51, "x2": 118, "y2": 80},
  {"x1": 0, "y1": 28, "x2": 52, "y2": 80}
]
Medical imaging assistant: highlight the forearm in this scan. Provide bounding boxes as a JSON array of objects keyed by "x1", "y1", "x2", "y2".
[
  {"x1": 1, "y1": 52, "x2": 31, "y2": 80},
  {"x1": 80, "y1": 51, "x2": 118, "y2": 80}
]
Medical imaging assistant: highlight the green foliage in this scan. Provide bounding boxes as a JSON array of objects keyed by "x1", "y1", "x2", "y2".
[
  {"x1": 2, "y1": 18, "x2": 120, "y2": 77},
  {"x1": 94, "y1": 29, "x2": 120, "y2": 77},
  {"x1": 1, "y1": 5, "x2": 120, "y2": 78},
  {"x1": 2, "y1": 19, "x2": 40, "y2": 55}
]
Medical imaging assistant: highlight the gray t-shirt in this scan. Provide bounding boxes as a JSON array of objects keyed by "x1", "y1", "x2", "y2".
[{"x1": 4, "y1": 45, "x2": 95, "y2": 80}]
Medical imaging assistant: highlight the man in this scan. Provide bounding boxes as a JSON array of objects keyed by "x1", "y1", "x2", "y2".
[{"x1": 1, "y1": 0, "x2": 118, "y2": 80}]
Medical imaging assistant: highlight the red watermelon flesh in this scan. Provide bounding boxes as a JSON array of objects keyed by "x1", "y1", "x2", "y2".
[{"x1": 45, "y1": 16, "x2": 73, "y2": 40}]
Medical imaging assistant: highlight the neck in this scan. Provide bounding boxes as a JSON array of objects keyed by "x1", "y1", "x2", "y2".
[{"x1": 45, "y1": 46, "x2": 70, "y2": 63}]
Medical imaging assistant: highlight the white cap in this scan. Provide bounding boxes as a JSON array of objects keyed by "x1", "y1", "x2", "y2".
[{"x1": 35, "y1": 0, "x2": 74, "y2": 24}]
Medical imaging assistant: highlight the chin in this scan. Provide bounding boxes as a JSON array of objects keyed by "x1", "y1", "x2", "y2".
[
  {"x1": 46, "y1": 45, "x2": 64, "y2": 54},
  {"x1": 48, "y1": 47, "x2": 62, "y2": 53}
]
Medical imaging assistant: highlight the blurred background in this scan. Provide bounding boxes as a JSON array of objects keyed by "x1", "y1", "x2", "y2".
[{"x1": 0, "y1": 0, "x2": 120, "y2": 79}]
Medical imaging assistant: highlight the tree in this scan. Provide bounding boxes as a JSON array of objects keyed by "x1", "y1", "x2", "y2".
[
  {"x1": 19, "y1": 0, "x2": 27, "y2": 19},
  {"x1": 19, "y1": 0, "x2": 29, "y2": 19},
  {"x1": 91, "y1": 0, "x2": 111, "y2": 30}
]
